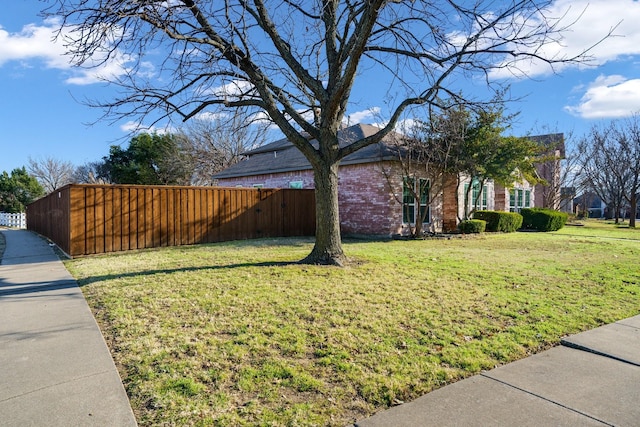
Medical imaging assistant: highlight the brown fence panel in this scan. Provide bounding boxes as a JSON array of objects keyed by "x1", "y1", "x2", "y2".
[
  {"x1": 26, "y1": 186, "x2": 72, "y2": 255},
  {"x1": 27, "y1": 184, "x2": 315, "y2": 257}
]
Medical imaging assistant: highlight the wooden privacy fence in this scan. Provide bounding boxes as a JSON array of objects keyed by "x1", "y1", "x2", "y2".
[{"x1": 27, "y1": 184, "x2": 315, "y2": 257}]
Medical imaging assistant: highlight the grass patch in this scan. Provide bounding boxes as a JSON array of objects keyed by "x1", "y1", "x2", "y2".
[
  {"x1": 66, "y1": 223, "x2": 640, "y2": 426},
  {"x1": 560, "y1": 218, "x2": 640, "y2": 239}
]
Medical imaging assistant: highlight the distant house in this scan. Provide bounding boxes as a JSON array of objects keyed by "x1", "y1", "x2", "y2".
[
  {"x1": 493, "y1": 133, "x2": 565, "y2": 216},
  {"x1": 530, "y1": 133, "x2": 565, "y2": 210},
  {"x1": 574, "y1": 192, "x2": 607, "y2": 218},
  {"x1": 214, "y1": 123, "x2": 561, "y2": 235},
  {"x1": 560, "y1": 187, "x2": 576, "y2": 214}
]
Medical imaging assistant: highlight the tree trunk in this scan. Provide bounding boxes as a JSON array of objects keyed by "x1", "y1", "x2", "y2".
[
  {"x1": 301, "y1": 160, "x2": 347, "y2": 266},
  {"x1": 630, "y1": 192, "x2": 637, "y2": 228}
]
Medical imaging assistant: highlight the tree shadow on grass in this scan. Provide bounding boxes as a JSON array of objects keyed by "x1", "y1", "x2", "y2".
[{"x1": 74, "y1": 260, "x2": 301, "y2": 288}]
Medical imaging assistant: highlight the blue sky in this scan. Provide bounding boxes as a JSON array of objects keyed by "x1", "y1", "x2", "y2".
[{"x1": 2, "y1": 0, "x2": 640, "y2": 174}]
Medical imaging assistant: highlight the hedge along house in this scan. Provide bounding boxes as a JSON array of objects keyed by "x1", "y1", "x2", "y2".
[{"x1": 214, "y1": 123, "x2": 560, "y2": 235}]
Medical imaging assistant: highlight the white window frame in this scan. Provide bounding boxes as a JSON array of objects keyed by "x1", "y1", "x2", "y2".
[
  {"x1": 402, "y1": 177, "x2": 430, "y2": 225},
  {"x1": 510, "y1": 188, "x2": 531, "y2": 212}
]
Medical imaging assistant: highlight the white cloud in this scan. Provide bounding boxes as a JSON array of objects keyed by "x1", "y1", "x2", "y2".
[
  {"x1": 120, "y1": 120, "x2": 174, "y2": 134},
  {"x1": 491, "y1": 0, "x2": 640, "y2": 78},
  {"x1": 0, "y1": 19, "x2": 133, "y2": 85},
  {"x1": 344, "y1": 107, "x2": 381, "y2": 125},
  {"x1": 192, "y1": 111, "x2": 228, "y2": 122},
  {"x1": 64, "y1": 51, "x2": 136, "y2": 85},
  {"x1": 394, "y1": 118, "x2": 418, "y2": 134},
  {"x1": 120, "y1": 121, "x2": 143, "y2": 133},
  {"x1": 564, "y1": 74, "x2": 640, "y2": 119},
  {"x1": 208, "y1": 80, "x2": 256, "y2": 99},
  {"x1": 0, "y1": 19, "x2": 68, "y2": 67}
]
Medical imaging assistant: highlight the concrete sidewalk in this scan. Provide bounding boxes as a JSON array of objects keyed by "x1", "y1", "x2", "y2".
[
  {"x1": 356, "y1": 315, "x2": 640, "y2": 426},
  {"x1": 0, "y1": 229, "x2": 137, "y2": 426}
]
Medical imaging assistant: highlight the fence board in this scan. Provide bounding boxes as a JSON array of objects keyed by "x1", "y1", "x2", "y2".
[
  {"x1": 105, "y1": 188, "x2": 113, "y2": 253},
  {"x1": 113, "y1": 187, "x2": 122, "y2": 252},
  {"x1": 27, "y1": 184, "x2": 315, "y2": 257}
]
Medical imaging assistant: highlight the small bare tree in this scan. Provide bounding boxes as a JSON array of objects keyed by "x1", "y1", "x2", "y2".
[
  {"x1": 178, "y1": 110, "x2": 271, "y2": 186},
  {"x1": 27, "y1": 156, "x2": 75, "y2": 193},
  {"x1": 577, "y1": 125, "x2": 627, "y2": 223},
  {"x1": 578, "y1": 117, "x2": 640, "y2": 226},
  {"x1": 48, "y1": 0, "x2": 604, "y2": 264},
  {"x1": 382, "y1": 105, "x2": 468, "y2": 236},
  {"x1": 549, "y1": 131, "x2": 589, "y2": 213},
  {"x1": 618, "y1": 116, "x2": 640, "y2": 227},
  {"x1": 72, "y1": 161, "x2": 112, "y2": 184}
]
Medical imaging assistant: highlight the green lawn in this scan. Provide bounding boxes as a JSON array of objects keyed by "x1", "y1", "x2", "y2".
[{"x1": 66, "y1": 220, "x2": 640, "y2": 426}]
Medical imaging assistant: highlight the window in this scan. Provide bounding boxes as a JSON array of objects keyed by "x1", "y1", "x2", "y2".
[
  {"x1": 252, "y1": 184, "x2": 264, "y2": 189},
  {"x1": 464, "y1": 180, "x2": 488, "y2": 213},
  {"x1": 403, "y1": 177, "x2": 430, "y2": 224},
  {"x1": 289, "y1": 181, "x2": 303, "y2": 189},
  {"x1": 510, "y1": 188, "x2": 531, "y2": 211}
]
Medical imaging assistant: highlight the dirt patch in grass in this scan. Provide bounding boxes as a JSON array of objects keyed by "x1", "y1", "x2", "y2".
[{"x1": 66, "y1": 229, "x2": 640, "y2": 426}]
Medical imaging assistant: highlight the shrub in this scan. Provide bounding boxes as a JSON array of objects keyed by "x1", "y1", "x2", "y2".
[
  {"x1": 458, "y1": 219, "x2": 486, "y2": 234},
  {"x1": 520, "y1": 208, "x2": 568, "y2": 232},
  {"x1": 473, "y1": 211, "x2": 523, "y2": 233}
]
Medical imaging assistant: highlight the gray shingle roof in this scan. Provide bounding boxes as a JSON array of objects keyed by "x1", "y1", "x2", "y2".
[
  {"x1": 214, "y1": 123, "x2": 401, "y2": 179},
  {"x1": 213, "y1": 123, "x2": 565, "y2": 179}
]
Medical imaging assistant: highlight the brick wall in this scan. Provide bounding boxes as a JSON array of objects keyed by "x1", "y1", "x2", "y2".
[
  {"x1": 338, "y1": 162, "x2": 401, "y2": 235},
  {"x1": 218, "y1": 163, "x2": 411, "y2": 236},
  {"x1": 441, "y1": 174, "x2": 459, "y2": 232},
  {"x1": 216, "y1": 170, "x2": 315, "y2": 189},
  {"x1": 217, "y1": 162, "x2": 470, "y2": 235},
  {"x1": 535, "y1": 153, "x2": 561, "y2": 209},
  {"x1": 494, "y1": 184, "x2": 509, "y2": 211}
]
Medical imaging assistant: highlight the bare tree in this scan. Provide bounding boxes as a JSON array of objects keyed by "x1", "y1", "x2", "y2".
[
  {"x1": 48, "y1": 0, "x2": 601, "y2": 264},
  {"x1": 382, "y1": 105, "x2": 468, "y2": 236},
  {"x1": 618, "y1": 117, "x2": 640, "y2": 227},
  {"x1": 580, "y1": 117, "x2": 640, "y2": 226},
  {"x1": 554, "y1": 147, "x2": 579, "y2": 212},
  {"x1": 524, "y1": 126, "x2": 582, "y2": 212},
  {"x1": 178, "y1": 110, "x2": 271, "y2": 186},
  {"x1": 577, "y1": 125, "x2": 627, "y2": 223},
  {"x1": 72, "y1": 161, "x2": 112, "y2": 184},
  {"x1": 27, "y1": 156, "x2": 75, "y2": 193}
]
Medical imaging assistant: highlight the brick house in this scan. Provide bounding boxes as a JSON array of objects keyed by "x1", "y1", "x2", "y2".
[
  {"x1": 214, "y1": 123, "x2": 558, "y2": 236},
  {"x1": 530, "y1": 133, "x2": 565, "y2": 210}
]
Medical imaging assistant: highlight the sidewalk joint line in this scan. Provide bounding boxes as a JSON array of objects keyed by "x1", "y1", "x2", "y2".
[
  {"x1": 560, "y1": 340, "x2": 640, "y2": 367},
  {"x1": 480, "y1": 373, "x2": 614, "y2": 427},
  {"x1": 615, "y1": 321, "x2": 640, "y2": 331},
  {"x1": 0, "y1": 370, "x2": 115, "y2": 404}
]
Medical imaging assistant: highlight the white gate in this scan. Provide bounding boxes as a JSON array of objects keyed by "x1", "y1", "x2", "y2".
[{"x1": 0, "y1": 212, "x2": 26, "y2": 228}]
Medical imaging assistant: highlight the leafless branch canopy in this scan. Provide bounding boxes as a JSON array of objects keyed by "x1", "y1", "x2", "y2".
[
  {"x1": 27, "y1": 156, "x2": 75, "y2": 193},
  {"x1": 47, "y1": 0, "x2": 598, "y2": 165},
  {"x1": 177, "y1": 108, "x2": 271, "y2": 185},
  {"x1": 577, "y1": 116, "x2": 640, "y2": 224}
]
